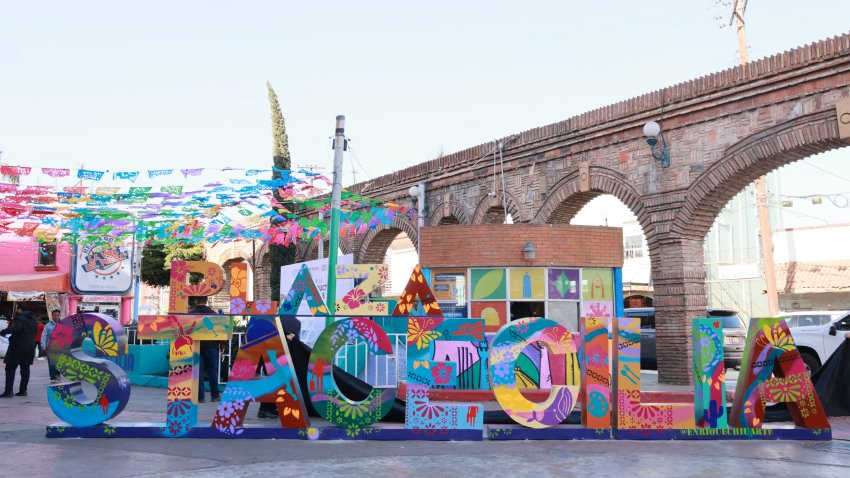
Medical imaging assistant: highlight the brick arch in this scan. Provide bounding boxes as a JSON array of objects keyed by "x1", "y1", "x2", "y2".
[
  {"x1": 210, "y1": 257, "x2": 245, "y2": 312},
  {"x1": 533, "y1": 167, "x2": 647, "y2": 227},
  {"x1": 356, "y1": 214, "x2": 419, "y2": 263},
  {"x1": 471, "y1": 190, "x2": 524, "y2": 224},
  {"x1": 674, "y1": 110, "x2": 846, "y2": 241},
  {"x1": 297, "y1": 241, "x2": 316, "y2": 262},
  {"x1": 206, "y1": 242, "x2": 253, "y2": 268},
  {"x1": 428, "y1": 201, "x2": 472, "y2": 226}
]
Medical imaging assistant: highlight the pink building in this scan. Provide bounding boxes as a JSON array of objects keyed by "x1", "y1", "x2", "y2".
[
  {"x1": 0, "y1": 236, "x2": 71, "y2": 292},
  {"x1": 0, "y1": 236, "x2": 134, "y2": 324}
]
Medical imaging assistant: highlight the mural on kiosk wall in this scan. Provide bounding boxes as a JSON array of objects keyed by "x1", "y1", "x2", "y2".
[
  {"x1": 581, "y1": 268, "x2": 614, "y2": 319},
  {"x1": 46, "y1": 260, "x2": 833, "y2": 441},
  {"x1": 509, "y1": 268, "x2": 545, "y2": 300},
  {"x1": 548, "y1": 268, "x2": 580, "y2": 301},
  {"x1": 470, "y1": 268, "x2": 506, "y2": 300},
  {"x1": 470, "y1": 301, "x2": 507, "y2": 333}
]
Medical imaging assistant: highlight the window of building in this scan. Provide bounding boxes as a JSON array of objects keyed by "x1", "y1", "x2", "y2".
[{"x1": 37, "y1": 241, "x2": 57, "y2": 267}]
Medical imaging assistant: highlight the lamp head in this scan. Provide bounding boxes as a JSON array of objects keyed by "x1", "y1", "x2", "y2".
[
  {"x1": 643, "y1": 121, "x2": 661, "y2": 139},
  {"x1": 522, "y1": 241, "x2": 537, "y2": 261}
]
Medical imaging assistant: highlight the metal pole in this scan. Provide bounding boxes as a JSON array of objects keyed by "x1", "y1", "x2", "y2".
[
  {"x1": 731, "y1": 0, "x2": 778, "y2": 315},
  {"x1": 318, "y1": 211, "x2": 325, "y2": 259},
  {"x1": 132, "y1": 217, "x2": 143, "y2": 323},
  {"x1": 416, "y1": 181, "x2": 425, "y2": 255},
  {"x1": 326, "y1": 115, "x2": 345, "y2": 326}
]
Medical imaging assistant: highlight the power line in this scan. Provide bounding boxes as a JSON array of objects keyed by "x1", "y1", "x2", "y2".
[{"x1": 801, "y1": 161, "x2": 850, "y2": 184}]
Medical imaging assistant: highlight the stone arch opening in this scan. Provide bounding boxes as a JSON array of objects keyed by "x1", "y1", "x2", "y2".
[
  {"x1": 356, "y1": 213, "x2": 419, "y2": 264},
  {"x1": 534, "y1": 167, "x2": 646, "y2": 228},
  {"x1": 547, "y1": 191, "x2": 602, "y2": 224},
  {"x1": 359, "y1": 227, "x2": 405, "y2": 264},
  {"x1": 428, "y1": 201, "x2": 471, "y2": 226},
  {"x1": 482, "y1": 206, "x2": 507, "y2": 224},
  {"x1": 210, "y1": 257, "x2": 245, "y2": 312},
  {"x1": 674, "y1": 111, "x2": 845, "y2": 240},
  {"x1": 472, "y1": 191, "x2": 524, "y2": 224},
  {"x1": 671, "y1": 112, "x2": 849, "y2": 317}
]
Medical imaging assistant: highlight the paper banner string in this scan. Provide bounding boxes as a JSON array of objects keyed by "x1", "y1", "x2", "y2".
[
  {"x1": 1, "y1": 165, "x2": 32, "y2": 177},
  {"x1": 0, "y1": 164, "x2": 413, "y2": 247},
  {"x1": 42, "y1": 168, "x2": 71, "y2": 178}
]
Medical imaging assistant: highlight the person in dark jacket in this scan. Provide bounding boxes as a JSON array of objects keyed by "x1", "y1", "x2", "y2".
[
  {"x1": 192, "y1": 296, "x2": 221, "y2": 403},
  {"x1": 1, "y1": 304, "x2": 39, "y2": 397}
]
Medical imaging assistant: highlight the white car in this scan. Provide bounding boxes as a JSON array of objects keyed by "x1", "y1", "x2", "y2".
[
  {"x1": 0, "y1": 319, "x2": 8, "y2": 359},
  {"x1": 788, "y1": 310, "x2": 850, "y2": 374},
  {"x1": 782, "y1": 310, "x2": 844, "y2": 328}
]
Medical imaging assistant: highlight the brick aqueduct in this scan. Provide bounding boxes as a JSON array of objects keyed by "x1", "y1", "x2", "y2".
[{"x1": 219, "y1": 34, "x2": 850, "y2": 385}]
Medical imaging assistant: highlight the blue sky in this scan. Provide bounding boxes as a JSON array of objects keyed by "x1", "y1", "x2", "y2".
[{"x1": 1, "y1": 1, "x2": 849, "y2": 226}]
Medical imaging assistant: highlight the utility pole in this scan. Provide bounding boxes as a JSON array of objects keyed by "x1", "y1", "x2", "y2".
[
  {"x1": 326, "y1": 115, "x2": 346, "y2": 327},
  {"x1": 730, "y1": 0, "x2": 779, "y2": 316},
  {"x1": 297, "y1": 163, "x2": 328, "y2": 259}
]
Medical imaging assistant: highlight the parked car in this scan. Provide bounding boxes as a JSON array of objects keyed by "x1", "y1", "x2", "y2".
[
  {"x1": 0, "y1": 319, "x2": 8, "y2": 359},
  {"x1": 788, "y1": 310, "x2": 850, "y2": 375},
  {"x1": 624, "y1": 308, "x2": 747, "y2": 369},
  {"x1": 780, "y1": 310, "x2": 843, "y2": 328}
]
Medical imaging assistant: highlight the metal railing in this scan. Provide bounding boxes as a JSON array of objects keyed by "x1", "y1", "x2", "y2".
[{"x1": 334, "y1": 334, "x2": 406, "y2": 388}]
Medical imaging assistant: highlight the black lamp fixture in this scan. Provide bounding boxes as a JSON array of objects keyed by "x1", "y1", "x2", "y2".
[
  {"x1": 643, "y1": 121, "x2": 670, "y2": 168},
  {"x1": 522, "y1": 241, "x2": 537, "y2": 261}
]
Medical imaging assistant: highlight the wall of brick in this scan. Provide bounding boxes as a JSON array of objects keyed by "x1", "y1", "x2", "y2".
[{"x1": 420, "y1": 224, "x2": 623, "y2": 269}]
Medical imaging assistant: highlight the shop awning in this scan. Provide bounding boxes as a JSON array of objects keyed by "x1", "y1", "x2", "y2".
[{"x1": 0, "y1": 273, "x2": 68, "y2": 293}]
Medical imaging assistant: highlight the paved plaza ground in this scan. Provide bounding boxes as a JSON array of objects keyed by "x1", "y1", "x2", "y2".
[{"x1": 1, "y1": 360, "x2": 849, "y2": 477}]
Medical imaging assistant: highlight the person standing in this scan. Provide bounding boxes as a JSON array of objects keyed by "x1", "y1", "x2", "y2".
[
  {"x1": 41, "y1": 310, "x2": 61, "y2": 383},
  {"x1": 35, "y1": 316, "x2": 45, "y2": 360},
  {"x1": 0, "y1": 303, "x2": 39, "y2": 397},
  {"x1": 192, "y1": 297, "x2": 221, "y2": 403}
]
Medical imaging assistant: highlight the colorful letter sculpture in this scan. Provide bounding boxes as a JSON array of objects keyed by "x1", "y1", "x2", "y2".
[
  {"x1": 392, "y1": 265, "x2": 443, "y2": 316},
  {"x1": 46, "y1": 313, "x2": 131, "y2": 427},
  {"x1": 729, "y1": 317, "x2": 830, "y2": 430},
  {"x1": 277, "y1": 264, "x2": 330, "y2": 315},
  {"x1": 138, "y1": 313, "x2": 233, "y2": 436},
  {"x1": 405, "y1": 317, "x2": 486, "y2": 432},
  {"x1": 307, "y1": 318, "x2": 397, "y2": 429},
  {"x1": 44, "y1": 260, "x2": 833, "y2": 441},
  {"x1": 213, "y1": 316, "x2": 309, "y2": 435},
  {"x1": 334, "y1": 264, "x2": 390, "y2": 315},
  {"x1": 167, "y1": 260, "x2": 225, "y2": 313},
  {"x1": 612, "y1": 316, "x2": 694, "y2": 429},
  {"x1": 580, "y1": 316, "x2": 611, "y2": 429},
  {"x1": 692, "y1": 318, "x2": 727, "y2": 428},
  {"x1": 489, "y1": 317, "x2": 579, "y2": 428},
  {"x1": 229, "y1": 262, "x2": 249, "y2": 314}
]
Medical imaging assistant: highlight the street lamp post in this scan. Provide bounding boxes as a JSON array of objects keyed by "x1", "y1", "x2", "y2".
[{"x1": 408, "y1": 182, "x2": 425, "y2": 256}]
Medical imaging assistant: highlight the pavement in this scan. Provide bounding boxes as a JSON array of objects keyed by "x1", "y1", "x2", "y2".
[{"x1": 1, "y1": 360, "x2": 850, "y2": 477}]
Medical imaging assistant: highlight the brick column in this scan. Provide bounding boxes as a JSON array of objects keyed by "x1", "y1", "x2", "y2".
[{"x1": 651, "y1": 236, "x2": 707, "y2": 385}]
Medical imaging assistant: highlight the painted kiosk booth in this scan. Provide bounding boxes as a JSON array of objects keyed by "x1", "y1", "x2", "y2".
[{"x1": 45, "y1": 224, "x2": 832, "y2": 440}]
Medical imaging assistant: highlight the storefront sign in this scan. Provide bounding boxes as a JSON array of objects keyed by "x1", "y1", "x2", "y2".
[
  {"x1": 71, "y1": 236, "x2": 134, "y2": 294},
  {"x1": 81, "y1": 295, "x2": 122, "y2": 303}
]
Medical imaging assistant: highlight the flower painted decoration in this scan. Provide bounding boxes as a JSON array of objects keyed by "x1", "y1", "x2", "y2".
[
  {"x1": 230, "y1": 297, "x2": 247, "y2": 314},
  {"x1": 255, "y1": 299, "x2": 272, "y2": 313}
]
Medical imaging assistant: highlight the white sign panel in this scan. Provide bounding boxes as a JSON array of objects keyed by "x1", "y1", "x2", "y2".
[
  {"x1": 71, "y1": 237, "x2": 134, "y2": 294},
  {"x1": 279, "y1": 255, "x2": 354, "y2": 346},
  {"x1": 82, "y1": 295, "x2": 122, "y2": 303},
  {"x1": 717, "y1": 263, "x2": 760, "y2": 280}
]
